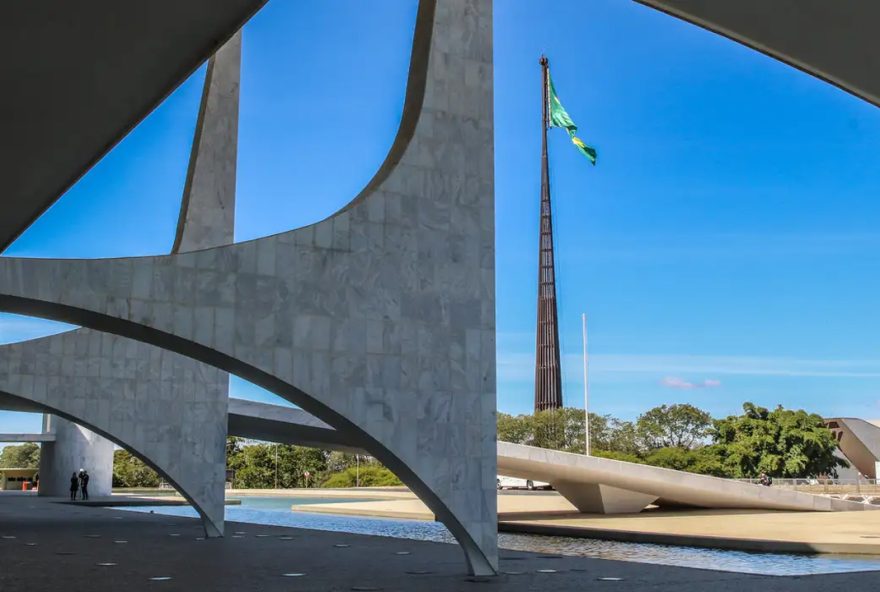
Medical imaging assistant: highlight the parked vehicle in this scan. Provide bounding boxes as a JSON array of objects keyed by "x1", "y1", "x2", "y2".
[{"x1": 496, "y1": 475, "x2": 551, "y2": 490}]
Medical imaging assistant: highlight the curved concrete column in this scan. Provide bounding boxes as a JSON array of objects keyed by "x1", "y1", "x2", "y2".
[
  {"x1": 39, "y1": 415, "x2": 114, "y2": 498},
  {"x1": 0, "y1": 329, "x2": 229, "y2": 535},
  {"x1": 6, "y1": 29, "x2": 243, "y2": 500},
  {"x1": 0, "y1": 32, "x2": 242, "y2": 536},
  {"x1": 0, "y1": 0, "x2": 497, "y2": 574},
  {"x1": 172, "y1": 30, "x2": 240, "y2": 254}
]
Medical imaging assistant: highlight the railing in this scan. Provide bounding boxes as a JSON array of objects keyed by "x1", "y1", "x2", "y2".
[{"x1": 735, "y1": 478, "x2": 880, "y2": 496}]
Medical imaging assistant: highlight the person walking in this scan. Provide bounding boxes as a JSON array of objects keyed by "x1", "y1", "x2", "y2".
[
  {"x1": 80, "y1": 470, "x2": 90, "y2": 501},
  {"x1": 69, "y1": 472, "x2": 79, "y2": 501}
]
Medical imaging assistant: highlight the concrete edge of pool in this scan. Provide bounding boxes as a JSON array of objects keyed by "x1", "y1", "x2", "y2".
[{"x1": 283, "y1": 491, "x2": 880, "y2": 558}]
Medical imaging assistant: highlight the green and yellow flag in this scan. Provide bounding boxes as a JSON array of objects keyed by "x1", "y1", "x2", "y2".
[{"x1": 548, "y1": 72, "x2": 597, "y2": 165}]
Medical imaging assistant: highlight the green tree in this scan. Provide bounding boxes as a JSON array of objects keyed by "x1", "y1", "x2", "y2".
[
  {"x1": 598, "y1": 417, "x2": 641, "y2": 456},
  {"x1": 498, "y1": 409, "x2": 640, "y2": 456},
  {"x1": 641, "y1": 445, "x2": 727, "y2": 476},
  {"x1": 532, "y1": 408, "x2": 586, "y2": 452},
  {"x1": 636, "y1": 404, "x2": 712, "y2": 450},
  {"x1": 321, "y1": 465, "x2": 402, "y2": 488},
  {"x1": 326, "y1": 451, "x2": 360, "y2": 474},
  {"x1": 226, "y1": 441, "x2": 330, "y2": 488},
  {"x1": 0, "y1": 443, "x2": 40, "y2": 468},
  {"x1": 592, "y1": 449, "x2": 642, "y2": 464},
  {"x1": 226, "y1": 436, "x2": 245, "y2": 458},
  {"x1": 112, "y1": 450, "x2": 160, "y2": 487},
  {"x1": 711, "y1": 403, "x2": 846, "y2": 478},
  {"x1": 497, "y1": 412, "x2": 533, "y2": 444},
  {"x1": 644, "y1": 446, "x2": 697, "y2": 471}
]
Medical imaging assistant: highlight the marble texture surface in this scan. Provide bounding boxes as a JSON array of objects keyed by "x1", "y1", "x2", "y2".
[
  {"x1": 39, "y1": 415, "x2": 114, "y2": 498},
  {"x1": 0, "y1": 0, "x2": 497, "y2": 574},
  {"x1": 0, "y1": 328, "x2": 229, "y2": 534}
]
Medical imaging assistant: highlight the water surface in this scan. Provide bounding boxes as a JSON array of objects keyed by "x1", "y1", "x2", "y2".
[{"x1": 119, "y1": 495, "x2": 880, "y2": 576}]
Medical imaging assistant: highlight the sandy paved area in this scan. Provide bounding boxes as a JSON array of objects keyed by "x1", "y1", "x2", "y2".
[{"x1": 292, "y1": 490, "x2": 880, "y2": 555}]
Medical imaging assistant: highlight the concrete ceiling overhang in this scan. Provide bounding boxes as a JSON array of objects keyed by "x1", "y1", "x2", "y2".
[
  {"x1": 0, "y1": 0, "x2": 267, "y2": 251},
  {"x1": 635, "y1": 0, "x2": 880, "y2": 108}
]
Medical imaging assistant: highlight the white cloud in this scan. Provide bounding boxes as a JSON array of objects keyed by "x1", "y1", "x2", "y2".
[{"x1": 660, "y1": 376, "x2": 721, "y2": 390}]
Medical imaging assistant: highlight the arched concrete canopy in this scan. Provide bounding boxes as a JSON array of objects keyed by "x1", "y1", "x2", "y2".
[
  {"x1": 0, "y1": 0, "x2": 265, "y2": 250},
  {"x1": 635, "y1": 0, "x2": 880, "y2": 108},
  {"x1": 0, "y1": 0, "x2": 498, "y2": 575},
  {"x1": 0, "y1": 395, "x2": 217, "y2": 531},
  {"x1": 0, "y1": 332, "x2": 229, "y2": 537},
  {"x1": 0, "y1": 410, "x2": 216, "y2": 531}
]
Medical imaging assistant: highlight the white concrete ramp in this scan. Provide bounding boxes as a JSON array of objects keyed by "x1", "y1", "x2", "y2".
[
  {"x1": 226, "y1": 399, "x2": 873, "y2": 514},
  {"x1": 498, "y1": 442, "x2": 875, "y2": 513}
]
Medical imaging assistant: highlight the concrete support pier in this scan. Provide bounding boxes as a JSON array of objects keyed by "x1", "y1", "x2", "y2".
[{"x1": 38, "y1": 415, "x2": 113, "y2": 498}]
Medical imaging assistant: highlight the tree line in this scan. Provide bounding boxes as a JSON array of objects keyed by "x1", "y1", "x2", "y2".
[
  {"x1": 0, "y1": 440, "x2": 400, "y2": 488},
  {"x1": 223, "y1": 437, "x2": 400, "y2": 489},
  {"x1": 2, "y1": 401, "x2": 845, "y2": 486},
  {"x1": 499, "y1": 402, "x2": 846, "y2": 479},
  {"x1": 0, "y1": 442, "x2": 40, "y2": 469},
  {"x1": 114, "y1": 438, "x2": 402, "y2": 489}
]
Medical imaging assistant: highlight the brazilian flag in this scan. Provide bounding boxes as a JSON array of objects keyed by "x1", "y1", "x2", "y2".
[{"x1": 548, "y1": 72, "x2": 597, "y2": 165}]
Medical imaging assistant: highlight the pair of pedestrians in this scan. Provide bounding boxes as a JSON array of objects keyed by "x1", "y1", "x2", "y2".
[{"x1": 69, "y1": 469, "x2": 90, "y2": 501}]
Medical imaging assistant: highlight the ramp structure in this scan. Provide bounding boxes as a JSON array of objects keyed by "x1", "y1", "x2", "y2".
[
  {"x1": 224, "y1": 401, "x2": 875, "y2": 514},
  {"x1": 497, "y1": 442, "x2": 875, "y2": 513}
]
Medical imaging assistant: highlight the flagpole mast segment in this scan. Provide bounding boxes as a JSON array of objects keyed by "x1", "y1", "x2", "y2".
[
  {"x1": 534, "y1": 55, "x2": 564, "y2": 413},
  {"x1": 540, "y1": 55, "x2": 549, "y2": 129}
]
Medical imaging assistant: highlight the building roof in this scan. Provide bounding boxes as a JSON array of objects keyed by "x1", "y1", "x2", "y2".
[{"x1": 0, "y1": 0, "x2": 265, "y2": 250}]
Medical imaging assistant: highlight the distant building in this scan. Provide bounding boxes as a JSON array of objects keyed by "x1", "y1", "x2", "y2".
[{"x1": 1, "y1": 468, "x2": 38, "y2": 491}]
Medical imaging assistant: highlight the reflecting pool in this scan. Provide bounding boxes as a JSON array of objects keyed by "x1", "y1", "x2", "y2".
[{"x1": 118, "y1": 496, "x2": 880, "y2": 576}]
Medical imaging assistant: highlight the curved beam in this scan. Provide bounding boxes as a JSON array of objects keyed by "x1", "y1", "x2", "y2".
[
  {"x1": 0, "y1": 0, "x2": 265, "y2": 250},
  {"x1": 0, "y1": 0, "x2": 497, "y2": 575},
  {"x1": 227, "y1": 399, "x2": 364, "y2": 453},
  {"x1": 0, "y1": 329, "x2": 229, "y2": 536},
  {"x1": 9, "y1": 399, "x2": 218, "y2": 533},
  {"x1": 636, "y1": 0, "x2": 880, "y2": 108}
]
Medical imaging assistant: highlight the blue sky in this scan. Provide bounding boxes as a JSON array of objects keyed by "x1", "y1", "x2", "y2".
[{"x1": 3, "y1": 0, "x2": 880, "y2": 437}]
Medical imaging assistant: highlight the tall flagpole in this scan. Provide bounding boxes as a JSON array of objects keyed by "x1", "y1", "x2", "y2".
[
  {"x1": 534, "y1": 55, "x2": 564, "y2": 412},
  {"x1": 582, "y1": 313, "x2": 590, "y2": 455}
]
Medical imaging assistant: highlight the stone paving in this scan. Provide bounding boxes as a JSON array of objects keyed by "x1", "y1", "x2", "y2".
[{"x1": 2, "y1": 494, "x2": 880, "y2": 591}]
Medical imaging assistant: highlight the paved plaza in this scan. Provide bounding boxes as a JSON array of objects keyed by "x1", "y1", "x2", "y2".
[{"x1": 1, "y1": 494, "x2": 879, "y2": 591}]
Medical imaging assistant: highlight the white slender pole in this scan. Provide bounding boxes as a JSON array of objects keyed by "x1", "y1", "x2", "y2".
[{"x1": 582, "y1": 313, "x2": 590, "y2": 456}]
